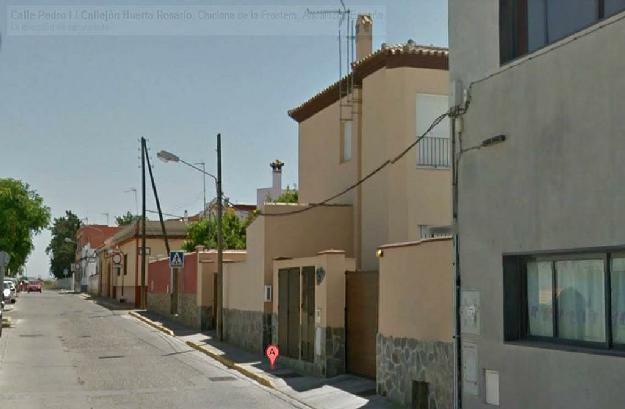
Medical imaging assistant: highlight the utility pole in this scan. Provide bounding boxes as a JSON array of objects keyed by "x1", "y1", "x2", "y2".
[
  {"x1": 141, "y1": 138, "x2": 147, "y2": 309},
  {"x1": 216, "y1": 133, "x2": 224, "y2": 341}
]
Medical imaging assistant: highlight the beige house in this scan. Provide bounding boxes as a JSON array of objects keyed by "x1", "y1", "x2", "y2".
[
  {"x1": 222, "y1": 15, "x2": 453, "y2": 403},
  {"x1": 286, "y1": 13, "x2": 451, "y2": 379},
  {"x1": 106, "y1": 220, "x2": 187, "y2": 307}
]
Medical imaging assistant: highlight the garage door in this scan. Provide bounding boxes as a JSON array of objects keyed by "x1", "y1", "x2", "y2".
[{"x1": 345, "y1": 270, "x2": 379, "y2": 379}]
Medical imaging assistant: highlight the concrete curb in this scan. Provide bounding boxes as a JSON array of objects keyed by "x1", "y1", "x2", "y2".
[
  {"x1": 126, "y1": 310, "x2": 314, "y2": 409},
  {"x1": 185, "y1": 341, "x2": 274, "y2": 389},
  {"x1": 128, "y1": 311, "x2": 274, "y2": 388},
  {"x1": 128, "y1": 311, "x2": 175, "y2": 337}
]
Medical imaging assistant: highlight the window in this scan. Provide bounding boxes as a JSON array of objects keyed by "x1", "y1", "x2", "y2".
[
  {"x1": 505, "y1": 249, "x2": 625, "y2": 351},
  {"x1": 527, "y1": 260, "x2": 553, "y2": 337},
  {"x1": 555, "y1": 258, "x2": 605, "y2": 342},
  {"x1": 500, "y1": 0, "x2": 625, "y2": 63},
  {"x1": 123, "y1": 254, "x2": 128, "y2": 275},
  {"x1": 341, "y1": 120, "x2": 352, "y2": 162},
  {"x1": 611, "y1": 256, "x2": 625, "y2": 343},
  {"x1": 416, "y1": 94, "x2": 450, "y2": 168}
]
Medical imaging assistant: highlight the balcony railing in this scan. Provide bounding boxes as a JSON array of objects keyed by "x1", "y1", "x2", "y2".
[{"x1": 417, "y1": 136, "x2": 451, "y2": 168}]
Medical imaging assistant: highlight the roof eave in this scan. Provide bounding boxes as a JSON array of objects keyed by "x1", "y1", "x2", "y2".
[{"x1": 288, "y1": 48, "x2": 449, "y2": 123}]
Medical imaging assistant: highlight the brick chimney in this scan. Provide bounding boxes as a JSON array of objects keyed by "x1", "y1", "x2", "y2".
[{"x1": 356, "y1": 15, "x2": 373, "y2": 61}]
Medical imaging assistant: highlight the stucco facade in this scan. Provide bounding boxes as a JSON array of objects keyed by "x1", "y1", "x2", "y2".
[
  {"x1": 450, "y1": 2, "x2": 625, "y2": 408},
  {"x1": 292, "y1": 45, "x2": 451, "y2": 272},
  {"x1": 222, "y1": 203, "x2": 353, "y2": 354},
  {"x1": 377, "y1": 238, "x2": 453, "y2": 408},
  {"x1": 272, "y1": 251, "x2": 355, "y2": 377},
  {"x1": 360, "y1": 66, "x2": 451, "y2": 269}
]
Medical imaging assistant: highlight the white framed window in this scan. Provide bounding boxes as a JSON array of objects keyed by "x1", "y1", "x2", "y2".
[{"x1": 341, "y1": 120, "x2": 352, "y2": 162}]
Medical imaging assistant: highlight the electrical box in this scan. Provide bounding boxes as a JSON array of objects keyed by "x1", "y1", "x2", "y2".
[
  {"x1": 451, "y1": 79, "x2": 464, "y2": 107},
  {"x1": 485, "y1": 370, "x2": 500, "y2": 406},
  {"x1": 461, "y1": 290, "x2": 481, "y2": 335},
  {"x1": 462, "y1": 342, "x2": 479, "y2": 396}
]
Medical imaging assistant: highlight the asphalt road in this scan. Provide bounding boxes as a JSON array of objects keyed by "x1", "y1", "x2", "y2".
[{"x1": 0, "y1": 291, "x2": 302, "y2": 409}]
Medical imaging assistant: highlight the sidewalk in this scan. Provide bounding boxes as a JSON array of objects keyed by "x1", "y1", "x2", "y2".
[
  {"x1": 77, "y1": 292, "x2": 135, "y2": 311},
  {"x1": 130, "y1": 310, "x2": 400, "y2": 409}
]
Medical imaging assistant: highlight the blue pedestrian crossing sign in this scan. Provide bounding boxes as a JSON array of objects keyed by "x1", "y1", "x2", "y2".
[{"x1": 169, "y1": 251, "x2": 184, "y2": 268}]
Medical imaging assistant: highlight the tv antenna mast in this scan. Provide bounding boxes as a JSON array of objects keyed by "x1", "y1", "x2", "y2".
[{"x1": 307, "y1": 0, "x2": 356, "y2": 122}]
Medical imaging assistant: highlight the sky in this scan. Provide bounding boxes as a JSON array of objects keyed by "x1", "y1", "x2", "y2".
[{"x1": 0, "y1": 0, "x2": 448, "y2": 278}]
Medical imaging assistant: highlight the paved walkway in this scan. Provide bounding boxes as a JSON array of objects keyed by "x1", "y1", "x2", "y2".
[
  {"x1": 131, "y1": 310, "x2": 401, "y2": 409},
  {"x1": 77, "y1": 292, "x2": 135, "y2": 311}
]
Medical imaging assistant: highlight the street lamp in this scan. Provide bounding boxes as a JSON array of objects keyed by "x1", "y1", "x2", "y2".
[
  {"x1": 157, "y1": 151, "x2": 218, "y2": 185},
  {"x1": 156, "y1": 134, "x2": 224, "y2": 340},
  {"x1": 124, "y1": 188, "x2": 139, "y2": 216},
  {"x1": 194, "y1": 162, "x2": 207, "y2": 219}
]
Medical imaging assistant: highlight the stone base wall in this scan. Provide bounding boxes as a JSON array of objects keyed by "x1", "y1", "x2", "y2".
[
  {"x1": 223, "y1": 308, "x2": 268, "y2": 354},
  {"x1": 377, "y1": 334, "x2": 453, "y2": 409},
  {"x1": 148, "y1": 292, "x2": 202, "y2": 330},
  {"x1": 317, "y1": 326, "x2": 345, "y2": 377},
  {"x1": 177, "y1": 293, "x2": 200, "y2": 329},
  {"x1": 148, "y1": 292, "x2": 170, "y2": 317},
  {"x1": 271, "y1": 313, "x2": 279, "y2": 345}
]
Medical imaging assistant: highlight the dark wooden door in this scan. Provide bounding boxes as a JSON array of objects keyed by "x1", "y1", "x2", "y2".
[
  {"x1": 301, "y1": 266, "x2": 315, "y2": 362},
  {"x1": 278, "y1": 269, "x2": 289, "y2": 351},
  {"x1": 278, "y1": 268, "x2": 301, "y2": 359},
  {"x1": 346, "y1": 271, "x2": 379, "y2": 379},
  {"x1": 287, "y1": 268, "x2": 301, "y2": 359}
]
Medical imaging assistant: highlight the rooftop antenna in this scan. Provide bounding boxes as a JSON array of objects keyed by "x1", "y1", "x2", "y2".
[{"x1": 306, "y1": 1, "x2": 355, "y2": 123}]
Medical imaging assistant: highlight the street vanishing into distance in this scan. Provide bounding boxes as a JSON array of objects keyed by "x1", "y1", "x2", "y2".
[
  {"x1": 0, "y1": 292, "x2": 302, "y2": 409},
  {"x1": 3, "y1": 0, "x2": 625, "y2": 408}
]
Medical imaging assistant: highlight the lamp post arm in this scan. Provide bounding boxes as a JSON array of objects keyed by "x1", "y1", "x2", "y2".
[{"x1": 178, "y1": 159, "x2": 218, "y2": 183}]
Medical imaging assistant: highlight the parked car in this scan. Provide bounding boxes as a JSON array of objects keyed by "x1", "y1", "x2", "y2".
[
  {"x1": 27, "y1": 281, "x2": 42, "y2": 293},
  {"x1": 3, "y1": 281, "x2": 16, "y2": 304}
]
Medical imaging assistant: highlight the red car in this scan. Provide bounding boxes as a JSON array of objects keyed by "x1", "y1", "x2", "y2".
[{"x1": 27, "y1": 281, "x2": 42, "y2": 293}]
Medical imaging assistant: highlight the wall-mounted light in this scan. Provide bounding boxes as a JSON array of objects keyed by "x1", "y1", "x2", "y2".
[{"x1": 376, "y1": 249, "x2": 384, "y2": 258}]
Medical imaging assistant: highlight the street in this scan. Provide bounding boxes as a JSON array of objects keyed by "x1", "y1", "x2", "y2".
[{"x1": 0, "y1": 292, "x2": 302, "y2": 409}]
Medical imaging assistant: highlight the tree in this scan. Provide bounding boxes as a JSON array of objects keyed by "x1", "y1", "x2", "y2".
[
  {"x1": 274, "y1": 185, "x2": 298, "y2": 204},
  {"x1": 182, "y1": 209, "x2": 249, "y2": 252},
  {"x1": 46, "y1": 211, "x2": 81, "y2": 279},
  {"x1": 0, "y1": 179, "x2": 50, "y2": 274},
  {"x1": 115, "y1": 211, "x2": 138, "y2": 226}
]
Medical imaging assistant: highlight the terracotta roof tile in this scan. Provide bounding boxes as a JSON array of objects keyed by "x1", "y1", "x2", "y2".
[{"x1": 288, "y1": 42, "x2": 448, "y2": 123}]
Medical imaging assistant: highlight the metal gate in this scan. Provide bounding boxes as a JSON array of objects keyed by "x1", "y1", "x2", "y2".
[
  {"x1": 278, "y1": 268, "x2": 301, "y2": 359},
  {"x1": 345, "y1": 270, "x2": 379, "y2": 379}
]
